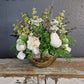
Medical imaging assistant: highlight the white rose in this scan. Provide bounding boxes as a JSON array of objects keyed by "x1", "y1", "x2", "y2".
[
  {"x1": 27, "y1": 36, "x2": 40, "y2": 50},
  {"x1": 64, "y1": 44, "x2": 71, "y2": 52},
  {"x1": 50, "y1": 32, "x2": 62, "y2": 48},
  {"x1": 16, "y1": 39, "x2": 26, "y2": 51},
  {"x1": 32, "y1": 48, "x2": 40, "y2": 54},
  {"x1": 17, "y1": 51, "x2": 26, "y2": 60},
  {"x1": 16, "y1": 44, "x2": 26, "y2": 51}
]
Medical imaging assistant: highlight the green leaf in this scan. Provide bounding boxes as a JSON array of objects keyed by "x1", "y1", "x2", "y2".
[
  {"x1": 26, "y1": 12, "x2": 31, "y2": 18},
  {"x1": 28, "y1": 55, "x2": 33, "y2": 60},
  {"x1": 48, "y1": 46, "x2": 56, "y2": 56},
  {"x1": 25, "y1": 49, "x2": 33, "y2": 60},
  {"x1": 19, "y1": 34, "x2": 28, "y2": 42},
  {"x1": 66, "y1": 35, "x2": 76, "y2": 46},
  {"x1": 42, "y1": 49, "x2": 48, "y2": 58},
  {"x1": 10, "y1": 43, "x2": 19, "y2": 55},
  {"x1": 55, "y1": 47, "x2": 71, "y2": 62},
  {"x1": 33, "y1": 25, "x2": 40, "y2": 34}
]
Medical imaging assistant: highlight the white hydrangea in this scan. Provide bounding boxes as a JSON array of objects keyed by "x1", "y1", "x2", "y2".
[
  {"x1": 29, "y1": 18, "x2": 43, "y2": 26},
  {"x1": 27, "y1": 35, "x2": 40, "y2": 54},
  {"x1": 50, "y1": 25, "x2": 59, "y2": 31},
  {"x1": 50, "y1": 32, "x2": 62, "y2": 48},
  {"x1": 65, "y1": 44, "x2": 71, "y2": 52},
  {"x1": 16, "y1": 39, "x2": 26, "y2": 51},
  {"x1": 17, "y1": 51, "x2": 26, "y2": 60}
]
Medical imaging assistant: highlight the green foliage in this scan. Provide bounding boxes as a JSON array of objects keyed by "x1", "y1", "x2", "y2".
[
  {"x1": 33, "y1": 25, "x2": 40, "y2": 34},
  {"x1": 26, "y1": 12, "x2": 31, "y2": 18},
  {"x1": 25, "y1": 49, "x2": 33, "y2": 60},
  {"x1": 48, "y1": 46, "x2": 56, "y2": 56},
  {"x1": 33, "y1": 22, "x2": 51, "y2": 57},
  {"x1": 10, "y1": 43, "x2": 18, "y2": 55},
  {"x1": 39, "y1": 32, "x2": 50, "y2": 53},
  {"x1": 13, "y1": 12, "x2": 30, "y2": 35},
  {"x1": 11, "y1": 32, "x2": 19, "y2": 36},
  {"x1": 33, "y1": 22, "x2": 46, "y2": 34},
  {"x1": 67, "y1": 35, "x2": 76, "y2": 46},
  {"x1": 55, "y1": 46, "x2": 71, "y2": 62},
  {"x1": 17, "y1": 34, "x2": 28, "y2": 46},
  {"x1": 60, "y1": 35, "x2": 68, "y2": 44},
  {"x1": 42, "y1": 49, "x2": 48, "y2": 58},
  {"x1": 19, "y1": 34, "x2": 27, "y2": 42}
]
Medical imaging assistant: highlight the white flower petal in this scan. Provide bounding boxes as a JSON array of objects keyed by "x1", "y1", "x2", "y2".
[
  {"x1": 17, "y1": 51, "x2": 26, "y2": 60},
  {"x1": 16, "y1": 44, "x2": 26, "y2": 51},
  {"x1": 50, "y1": 32, "x2": 62, "y2": 48},
  {"x1": 66, "y1": 46, "x2": 71, "y2": 52},
  {"x1": 50, "y1": 25, "x2": 59, "y2": 31},
  {"x1": 64, "y1": 44, "x2": 71, "y2": 52},
  {"x1": 29, "y1": 18, "x2": 43, "y2": 26},
  {"x1": 65, "y1": 44, "x2": 69, "y2": 47},
  {"x1": 32, "y1": 48, "x2": 40, "y2": 54},
  {"x1": 27, "y1": 36, "x2": 40, "y2": 50},
  {"x1": 51, "y1": 19, "x2": 59, "y2": 25}
]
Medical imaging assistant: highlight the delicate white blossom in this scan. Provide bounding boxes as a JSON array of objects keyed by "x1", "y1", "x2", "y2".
[
  {"x1": 29, "y1": 18, "x2": 43, "y2": 26},
  {"x1": 65, "y1": 44, "x2": 68, "y2": 47},
  {"x1": 50, "y1": 32, "x2": 62, "y2": 48},
  {"x1": 50, "y1": 25, "x2": 59, "y2": 31},
  {"x1": 17, "y1": 51, "x2": 26, "y2": 60},
  {"x1": 66, "y1": 47, "x2": 71, "y2": 52},
  {"x1": 50, "y1": 19, "x2": 59, "y2": 25},
  {"x1": 65, "y1": 44, "x2": 71, "y2": 52},
  {"x1": 27, "y1": 36, "x2": 40, "y2": 51},
  {"x1": 59, "y1": 28, "x2": 67, "y2": 34}
]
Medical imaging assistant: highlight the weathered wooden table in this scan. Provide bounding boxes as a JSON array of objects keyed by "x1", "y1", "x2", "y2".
[{"x1": 0, "y1": 58, "x2": 84, "y2": 84}]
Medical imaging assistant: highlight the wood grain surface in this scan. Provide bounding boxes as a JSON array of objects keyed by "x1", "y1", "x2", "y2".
[{"x1": 0, "y1": 58, "x2": 84, "y2": 77}]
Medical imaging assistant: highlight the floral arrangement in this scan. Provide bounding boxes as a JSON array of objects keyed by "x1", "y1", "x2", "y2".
[{"x1": 11, "y1": 7, "x2": 76, "y2": 62}]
